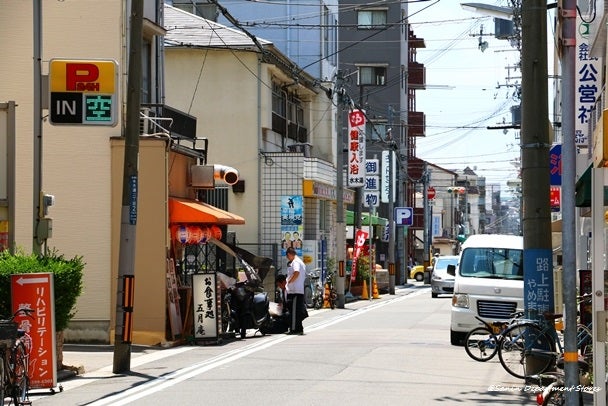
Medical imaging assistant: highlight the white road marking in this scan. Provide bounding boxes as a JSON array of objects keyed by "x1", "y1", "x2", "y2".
[{"x1": 56, "y1": 288, "x2": 429, "y2": 405}]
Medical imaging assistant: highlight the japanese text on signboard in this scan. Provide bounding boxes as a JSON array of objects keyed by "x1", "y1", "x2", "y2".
[
  {"x1": 575, "y1": 21, "x2": 601, "y2": 146},
  {"x1": 347, "y1": 110, "x2": 366, "y2": 187},
  {"x1": 11, "y1": 273, "x2": 56, "y2": 389},
  {"x1": 193, "y1": 273, "x2": 218, "y2": 339},
  {"x1": 523, "y1": 249, "x2": 554, "y2": 318},
  {"x1": 364, "y1": 159, "x2": 379, "y2": 208}
]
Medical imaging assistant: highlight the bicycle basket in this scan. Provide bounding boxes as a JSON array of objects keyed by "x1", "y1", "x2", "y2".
[{"x1": 0, "y1": 320, "x2": 18, "y2": 345}]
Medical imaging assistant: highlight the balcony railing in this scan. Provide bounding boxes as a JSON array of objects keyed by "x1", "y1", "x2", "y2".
[
  {"x1": 408, "y1": 62, "x2": 426, "y2": 89},
  {"x1": 408, "y1": 111, "x2": 426, "y2": 137}
]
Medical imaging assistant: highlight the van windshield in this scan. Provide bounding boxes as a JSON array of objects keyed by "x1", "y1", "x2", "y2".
[{"x1": 459, "y1": 248, "x2": 523, "y2": 280}]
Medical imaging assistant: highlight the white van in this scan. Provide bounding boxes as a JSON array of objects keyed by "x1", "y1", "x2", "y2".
[{"x1": 448, "y1": 234, "x2": 524, "y2": 345}]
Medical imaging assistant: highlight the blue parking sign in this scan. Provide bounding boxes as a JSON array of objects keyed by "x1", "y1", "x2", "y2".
[{"x1": 395, "y1": 207, "x2": 413, "y2": 226}]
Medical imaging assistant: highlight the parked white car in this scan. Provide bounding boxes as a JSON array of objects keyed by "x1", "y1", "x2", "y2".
[
  {"x1": 448, "y1": 234, "x2": 524, "y2": 346},
  {"x1": 430, "y1": 255, "x2": 459, "y2": 298}
]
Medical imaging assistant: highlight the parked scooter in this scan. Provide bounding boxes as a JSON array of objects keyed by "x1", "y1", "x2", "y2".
[{"x1": 212, "y1": 239, "x2": 272, "y2": 339}]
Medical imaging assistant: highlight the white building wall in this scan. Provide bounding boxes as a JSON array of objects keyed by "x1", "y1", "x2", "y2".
[
  {"x1": 0, "y1": 1, "x2": 123, "y2": 324},
  {"x1": 164, "y1": 48, "x2": 261, "y2": 244}
]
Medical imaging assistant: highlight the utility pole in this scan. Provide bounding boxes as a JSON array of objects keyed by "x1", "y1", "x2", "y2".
[
  {"x1": 335, "y1": 71, "x2": 346, "y2": 309},
  {"x1": 422, "y1": 162, "x2": 430, "y2": 270},
  {"x1": 113, "y1": 0, "x2": 143, "y2": 373},
  {"x1": 388, "y1": 149, "x2": 395, "y2": 294},
  {"x1": 520, "y1": 0, "x2": 553, "y2": 381},
  {"x1": 559, "y1": 0, "x2": 580, "y2": 403}
]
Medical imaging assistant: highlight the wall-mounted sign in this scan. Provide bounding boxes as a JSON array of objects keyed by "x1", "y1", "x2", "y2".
[
  {"x1": 347, "y1": 109, "x2": 366, "y2": 187},
  {"x1": 49, "y1": 59, "x2": 118, "y2": 126}
]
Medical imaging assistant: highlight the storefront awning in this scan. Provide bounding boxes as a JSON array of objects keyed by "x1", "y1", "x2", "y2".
[
  {"x1": 169, "y1": 198, "x2": 245, "y2": 225},
  {"x1": 345, "y1": 210, "x2": 388, "y2": 226},
  {"x1": 575, "y1": 164, "x2": 608, "y2": 207}
]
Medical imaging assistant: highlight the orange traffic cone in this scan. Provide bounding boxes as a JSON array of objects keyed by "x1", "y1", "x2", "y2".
[
  {"x1": 372, "y1": 277, "x2": 379, "y2": 299},
  {"x1": 323, "y1": 283, "x2": 331, "y2": 308},
  {"x1": 361, "y1": 279, "x2": 369, "y2": 299}
]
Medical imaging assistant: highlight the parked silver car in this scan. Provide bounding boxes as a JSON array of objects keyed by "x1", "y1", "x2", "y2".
[{"x1": 430, "y1": 255, "x2": 459, "y2": 298}]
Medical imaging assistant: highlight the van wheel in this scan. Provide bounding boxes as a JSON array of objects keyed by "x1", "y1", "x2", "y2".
[
  {"x1": 431, "y1": 292, "x2": 438, "y2": 298},
  {"x1": 450, "y1": 330, "x2": 465, "y2": 346},
  {"x1": 414, "y1": 273, "x2": 423, "y2": 282}
]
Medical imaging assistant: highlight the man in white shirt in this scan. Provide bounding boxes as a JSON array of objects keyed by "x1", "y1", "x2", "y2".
[{"x1": 285, "y1": 247, "x2": 307, "y2": 335}]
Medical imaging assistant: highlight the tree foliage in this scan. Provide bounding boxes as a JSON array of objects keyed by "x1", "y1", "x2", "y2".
[{"x1": 0, "y1": 249, "x2": 84, "y2": 331}]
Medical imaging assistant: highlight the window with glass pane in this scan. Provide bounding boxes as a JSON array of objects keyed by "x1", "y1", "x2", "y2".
[
  {"x1": 357, "y1": 10, "x2": 387, "y2": 29},
  {"x1": 358, "y1": 66, "x2": 387, "y2": 86}
]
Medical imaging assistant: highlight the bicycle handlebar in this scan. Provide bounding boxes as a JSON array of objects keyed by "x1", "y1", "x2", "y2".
[{"x1": 1, "y1": 308, "x2": 35, "y2": 323}]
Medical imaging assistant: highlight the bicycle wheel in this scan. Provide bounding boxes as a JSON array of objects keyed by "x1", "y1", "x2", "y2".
[
  {"x1": 577, "y1": 323, "x2": 593, "y2": 364},
  {"x1": 329, "y1": 288, "x2": 337, "y2": 309},
  {"x1": 464, "y1": 327, "x2": 498, "y2": 362},
  {"x1": 11, "y1": 341, "x2": 29, "y2": 406},
  {"x1": 304, "y1": 285, "x2": 313, "y2": 308},
  {"x1": 498, "y1": 323, "x2": 555, "y2": 379}
]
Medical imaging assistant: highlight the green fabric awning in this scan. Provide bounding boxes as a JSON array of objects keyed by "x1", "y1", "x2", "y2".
[
  {"x1": 345, "y1": 210, "x2": 388, "y2": 226},
  {"x1": 575, "y1": 165, "x2": 608, "y2": 207}
]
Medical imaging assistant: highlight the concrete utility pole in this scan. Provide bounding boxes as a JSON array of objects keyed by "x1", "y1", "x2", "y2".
[
  {"x1": 559, "y1": 0, "x2": 580, "y2": 403},
  {"x1": 388, "y1": 149, "x2": 395, "y2": 294},
  {"x1": 520, "y1": 0, "x2": 553, "y2": 374},
  {"x1": 521, "y1": 0, "x2": 551, "y2": 281},
  {"x1": 335, "y1": 71, "x2": 346, "y2": 309},
  {"x1": 113, "y1": 0, "x2": 143, "y2": 373}
]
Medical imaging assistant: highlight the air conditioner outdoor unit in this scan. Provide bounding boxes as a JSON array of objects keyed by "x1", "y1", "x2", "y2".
[
  {"x1": 140, "y1": 107, "x2": 156, "y2": 135},
  {"x1": 287, "y1": 143, "x2": 311, "y2": 157}
]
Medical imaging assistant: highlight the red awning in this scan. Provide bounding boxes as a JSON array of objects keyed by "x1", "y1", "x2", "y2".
[{"x1": 168, "y1": 197, "x2": 245, "y2": 225}]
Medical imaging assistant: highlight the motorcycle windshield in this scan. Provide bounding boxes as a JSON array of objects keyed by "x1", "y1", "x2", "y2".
[{"x1": 209, "y1": 238, "x2": 272, "y2": 284}]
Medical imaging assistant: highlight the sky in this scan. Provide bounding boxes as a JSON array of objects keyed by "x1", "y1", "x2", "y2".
[{"x1": 407, "y1": 0, "x2": 535, "y2": 193}]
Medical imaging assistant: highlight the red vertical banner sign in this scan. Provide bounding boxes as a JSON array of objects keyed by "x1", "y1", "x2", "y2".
[
  {"x1": 350, "y1": 229, "x2": 369, "y2": 282},
  {"x1": 11, "y1": 273, "x2": 56, "y2": 389}
]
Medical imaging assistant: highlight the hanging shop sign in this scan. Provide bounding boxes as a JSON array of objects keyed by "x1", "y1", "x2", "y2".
[
  {"x1": 347, "y1": 109, "x2": 366, "y2": 187},
  {"x1": 575, "y1": 20, "x2": 601, "y2": 147}
]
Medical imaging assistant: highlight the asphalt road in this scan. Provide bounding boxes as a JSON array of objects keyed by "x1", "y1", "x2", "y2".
[{"x1": 28, "y1": 284, "x2": 543, "y2": 406}]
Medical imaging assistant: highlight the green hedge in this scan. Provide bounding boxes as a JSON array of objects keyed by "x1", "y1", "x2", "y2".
[{"x1": 0, "y1": 250, "x2": 84, "y2": 332}]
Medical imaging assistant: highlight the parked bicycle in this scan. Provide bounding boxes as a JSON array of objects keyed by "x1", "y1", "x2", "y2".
[
  {"x1": 324, "y1": 270, "x2": 338, "y2": 310},
  {"x1": 304, "y1": 270, "x2": 324, "y2": 310},
  {"x1": 0, "y1": 308, "x2": 34, "y2": 406},
  {"x1": 497, "y1": 310, "x2": 593, "y2": 380},
  {"x1": 464, "y1": 311, "x2": 524, "y2": 362}
]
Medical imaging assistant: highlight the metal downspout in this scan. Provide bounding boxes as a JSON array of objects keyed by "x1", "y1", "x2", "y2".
[{"x1": 257, "y1": 57, "x2": 263, "y2": 245}]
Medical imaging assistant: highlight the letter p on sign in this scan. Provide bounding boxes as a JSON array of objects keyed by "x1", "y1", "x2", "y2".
[
  {"x1": 395, "y1": 207, "x2": 413, "y2": 226},
  {"x1": 66, "y1": 63, "x2": 99, "y2": 91}
]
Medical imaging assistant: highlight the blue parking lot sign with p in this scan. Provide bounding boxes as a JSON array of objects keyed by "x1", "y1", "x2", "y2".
[{"x1": 395, "y1": 207, "x2": 413, "y2": 226}]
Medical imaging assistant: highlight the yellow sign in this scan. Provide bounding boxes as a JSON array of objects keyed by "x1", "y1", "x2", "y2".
[
  {"x1": 49, "y1": 59, "x2": 116, "y2": 93},
  {"x1": 48, "y1": 59, "x2": 118, "y2": 126}
]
